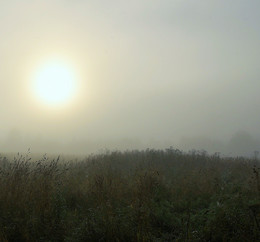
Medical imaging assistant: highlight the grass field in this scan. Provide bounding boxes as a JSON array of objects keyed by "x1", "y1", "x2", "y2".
[{"x1": 0, "y1": 148, "x2": 260, "y2": 241}]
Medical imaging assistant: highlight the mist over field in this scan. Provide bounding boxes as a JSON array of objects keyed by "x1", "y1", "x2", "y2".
[
  {"x1": 1, "y1": 129, "x2": 260, "y2": 157},
  {"x1": 1, "y1": 0, "x2": 260, "y2": 156},
  {"x1": 2, "y1": 2, "x2": 260, "y2": 241}
]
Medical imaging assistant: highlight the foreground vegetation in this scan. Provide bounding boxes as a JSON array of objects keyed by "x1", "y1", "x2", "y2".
[{"x1": 0, "y1": 148, "x2": 260, "y2": 241}]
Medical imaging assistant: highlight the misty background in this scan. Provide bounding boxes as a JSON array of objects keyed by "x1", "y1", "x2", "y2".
[{"x1": 1, "y1": 0, "x2": 260, "y2": 156}]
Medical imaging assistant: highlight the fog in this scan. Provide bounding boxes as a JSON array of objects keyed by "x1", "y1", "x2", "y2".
[{"x1": 1, "y1": 0, "x2": 260, "y2": 156}]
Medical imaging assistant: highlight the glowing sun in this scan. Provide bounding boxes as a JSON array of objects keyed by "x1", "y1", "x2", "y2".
[{"x1": 32, "y1": 59, "x2": 78, "y2": 106}]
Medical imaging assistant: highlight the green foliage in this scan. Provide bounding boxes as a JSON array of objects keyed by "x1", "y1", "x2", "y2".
[{"x1": 0, "y1": 149, "x2": 260, "y2": 241}]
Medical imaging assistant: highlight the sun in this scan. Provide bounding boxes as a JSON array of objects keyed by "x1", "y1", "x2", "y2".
[{"x1": 32, "y1": 59, "x2": 78, "y2": 106}]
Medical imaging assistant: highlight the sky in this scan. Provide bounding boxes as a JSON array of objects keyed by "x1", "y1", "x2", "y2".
[{"x1": 1, "y1": 0, "x2": 260, "y2": 156}]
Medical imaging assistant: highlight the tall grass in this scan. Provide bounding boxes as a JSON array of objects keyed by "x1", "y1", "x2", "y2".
[{"x1": 0, "y1": 148, "x2": 259, "y2": 241}]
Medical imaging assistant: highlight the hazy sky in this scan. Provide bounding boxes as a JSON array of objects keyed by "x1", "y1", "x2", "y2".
[{"x1": 1, "y1": 0, "x2": 260, "y2": 155}]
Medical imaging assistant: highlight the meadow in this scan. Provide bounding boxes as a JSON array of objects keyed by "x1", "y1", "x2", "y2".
[{"x1": 0, "y1": 148, "x2": 259, "y2": 241}]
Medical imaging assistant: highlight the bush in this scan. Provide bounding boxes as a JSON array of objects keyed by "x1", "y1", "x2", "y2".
[{"x1": 0, "y1": 149, "x2": 259, "y2": 241}]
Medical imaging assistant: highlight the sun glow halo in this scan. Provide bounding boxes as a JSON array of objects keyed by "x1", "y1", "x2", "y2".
[{"x1": 32, "y1": 60, "x2": 78, "y2": 106}]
